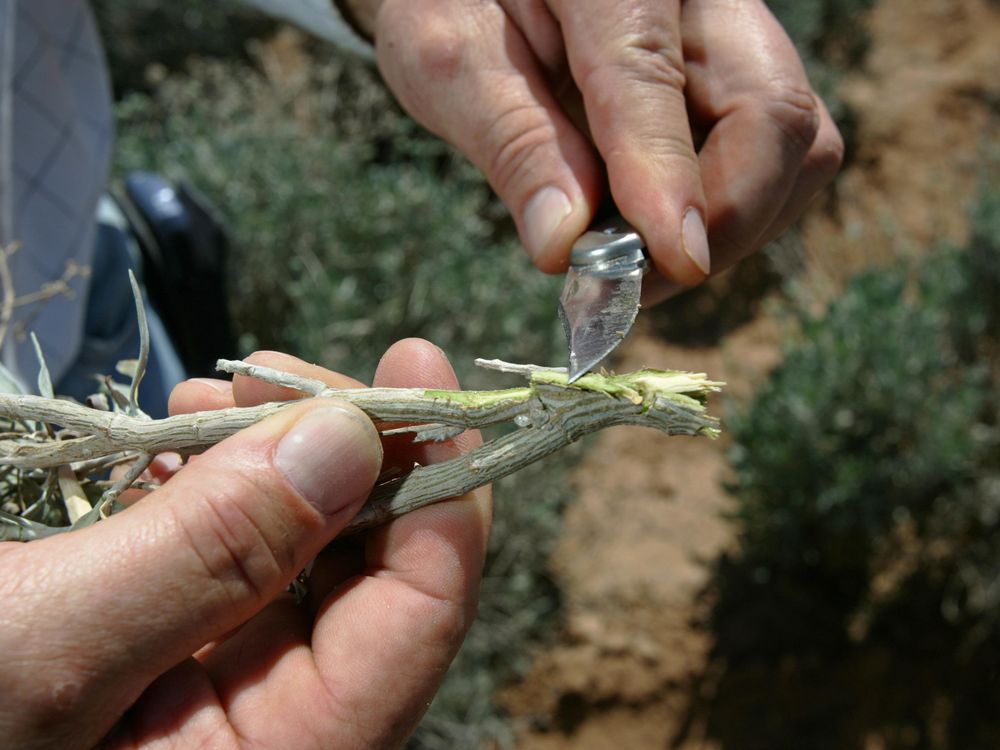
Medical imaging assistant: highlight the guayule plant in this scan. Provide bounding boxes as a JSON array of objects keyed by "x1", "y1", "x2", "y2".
[
  {"x1": 0, "y1": 275, "x2": 722, "y2": 543},
  {"x1": 0, "y1": 356, "x2": 722, "y2": 542}
]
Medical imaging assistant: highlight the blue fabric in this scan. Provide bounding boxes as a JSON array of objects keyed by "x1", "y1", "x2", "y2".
[
  {"x1": 1, "y1": 0, "x2": 354, "y2": 396},
  {"x1": 0, "y1": 0, "x2": 113, "y2": 386}
]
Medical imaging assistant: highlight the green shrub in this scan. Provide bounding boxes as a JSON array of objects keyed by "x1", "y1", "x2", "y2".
[
  {"x1": 91, "y1": 0, "x2": 276, "y2": 97},
  {"x1": 114, "y1": 53, "x2": 562, "y2": 388},
  {"x1": 705, "y1": 168, "x2": 1000, "y2": 747},
  {"x1": 767, "y1": 0, "x2": 876, "y2": 65}
]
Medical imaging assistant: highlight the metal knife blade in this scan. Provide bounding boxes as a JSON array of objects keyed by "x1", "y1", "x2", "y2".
[{"x1": 558, "y1": 215, "x2": 648, "y2": 382}]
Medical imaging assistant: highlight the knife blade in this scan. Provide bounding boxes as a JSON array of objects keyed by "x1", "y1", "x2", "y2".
[{"x1": 558, "y1": 214, "x2": 649, "y2": 383}]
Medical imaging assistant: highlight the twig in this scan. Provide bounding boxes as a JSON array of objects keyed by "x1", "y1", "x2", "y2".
[
  {"x1": 57, "y1": 465, "x2": 91, "y2": 523},
  {"x1": 99, "y1": 453, "x2": 153, "y2": 513},
  {"x1": 9, "y1": 261, "x2": 88, "y2": 308},
  {"x1": 0, "y1": 508, "x2": 64, "y2": 541},
  {"x1": 72, "y1": 451, "x2": 141, "y2": 477},
  {"x1": 126, "y1": 271, "x2": 150, "y2": 417},
  {"x1": 473, "y1": 359, "x2": 566, "y2": 376},
  {"x1": 0, "y1": 259, "x2": 89, "y2": 349},
  {"x1": 0, "y1": 360, "x2": 723, "y2": 542},
  {"x1": 216, "y1": 359, "x2": 328, "y2": 396},
  {"x1": 0, "y1": 242, "x2": 18, "y2": 351}
]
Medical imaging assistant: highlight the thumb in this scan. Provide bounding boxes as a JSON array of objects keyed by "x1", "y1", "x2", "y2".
[{"x1": 3, "y1": 400, "x2": 381, "y2": 747}]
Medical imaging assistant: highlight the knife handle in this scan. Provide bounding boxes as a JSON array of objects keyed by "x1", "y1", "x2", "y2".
[{"x1": 570, "y1": 213, "x2": 648, "y2": 269}]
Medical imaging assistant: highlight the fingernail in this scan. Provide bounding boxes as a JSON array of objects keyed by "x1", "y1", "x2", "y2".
[
  {"x1": 523, "y1": 186, "x2": 573, "y2": 259},
  {"x1": 682, "y1": 208, "x2": 711, "y2": 276},
  {"x1": 275, "y1": 406, "x2": 381, "y2": 517},
  {"x1": 152, "y1": 452, "x2": 184, "y2": 476}
]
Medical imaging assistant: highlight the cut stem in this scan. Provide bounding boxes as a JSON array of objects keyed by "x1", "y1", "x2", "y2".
[{"x1": 0, "y1": 360, "x2": 723, "y2": 542}]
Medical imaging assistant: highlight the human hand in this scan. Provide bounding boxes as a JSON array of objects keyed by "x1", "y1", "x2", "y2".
[
  {"x1": 353, "y1": 0, "x2": 842, "y2": 302},
  {"x1": 0, "y1": 339, "x2": 490, "y2": 750}
]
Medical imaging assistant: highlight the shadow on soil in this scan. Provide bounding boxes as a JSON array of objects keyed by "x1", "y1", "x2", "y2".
[
  {"x1": 648, "y1": 250, "x2": 788, "y2": 348},
  {"x1": 671, "y1": 549, "x2": 1000, "y2": 750}
]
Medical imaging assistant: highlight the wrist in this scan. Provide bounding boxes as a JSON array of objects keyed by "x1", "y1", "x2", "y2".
[{"x1": 332, "y1": 0, "x2": 380, "y2": 42}]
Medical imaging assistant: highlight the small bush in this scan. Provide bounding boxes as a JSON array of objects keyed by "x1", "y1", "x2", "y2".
[
  {"x1": 91, "y1": 0, "x2": 276, "y2": 97},
  {"x1": 767, "y1": 0, "x2": 876, "y2": 66},
  {"x1": 114, "y1": 53, "x2": 562, "y2": 388},
  {"x1": 701, "y1": 166, "x2": 1000, "y2": 748}
]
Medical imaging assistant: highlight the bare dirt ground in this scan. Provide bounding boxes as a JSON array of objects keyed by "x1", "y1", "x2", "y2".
[{"x1": 500, "y1": 1, "x2": 1000, "y2": 747}]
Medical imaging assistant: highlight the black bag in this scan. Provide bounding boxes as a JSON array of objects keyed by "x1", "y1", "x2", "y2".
[{"x1": 117, "y1": 172, "x2": 237, "y2": 378}]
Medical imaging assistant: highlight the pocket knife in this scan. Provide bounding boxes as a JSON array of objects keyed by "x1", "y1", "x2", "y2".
[{"x1": 558, "y1": 213, "x2": 649, "y2": 383}]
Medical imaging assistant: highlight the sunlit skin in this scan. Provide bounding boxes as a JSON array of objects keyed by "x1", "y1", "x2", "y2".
[
  {"x1": 361, "y1": 0, "x2": 842, "y2": 301},
  {"x1": 0, "y1": 340, "x2": 490, "y2": 750}
]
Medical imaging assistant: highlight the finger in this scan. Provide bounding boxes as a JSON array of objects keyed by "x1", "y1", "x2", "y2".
[
  {"x1": 0, "y1": 399, "x2": 382, "y2": 748},
  {"x1": 547, "y1": 0, "x2": 710, "y2": 285},
  {"x1": 498, "y1": 0, "x2": 566, "y2": 81},
  {"x1": 203, "y1": 339, "x2": 492, "y2": 748},
  {"x1": 149, "y1": 452, "x2": 185, "y2": 483},
  {"x1": 306, "y1": 340, "x2": 487, "y2": 613},
  {"x1": 682, "y1": 0, "x2": 827, "y2": 270},
  {"x1": 108, "y1": 453, "x2": 185, "y2": 509},
  {"x1": 165, "y1": 349, "x2": 384, "y2": 639},
  {"x1": 369, "y1": 339, "x2": 488, "y2": 536},
  {"x1": 372, "y1": 340, "x2": 482, "y2": 476},
  {"x1": 756, "y1": 95, "x2": 844, "y2": 248},
  {"x1": 375, "y1": 0, "x2": 603, "y2": 271},
  {"x1": 168, "y1": 377, "x2": 234, "y2": 416},
  {"x1": 641, "y1": 99, "x2": 841, "y2": 307}
]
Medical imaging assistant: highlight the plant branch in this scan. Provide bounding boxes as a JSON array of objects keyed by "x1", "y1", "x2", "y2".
[{"x1": 0, "y1": 359, "x2": 723, "y2": 542}]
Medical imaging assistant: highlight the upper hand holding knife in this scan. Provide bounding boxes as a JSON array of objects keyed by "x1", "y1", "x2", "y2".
[{"x1": 360, "y1": 0, "x2": 843, "y2": 300}]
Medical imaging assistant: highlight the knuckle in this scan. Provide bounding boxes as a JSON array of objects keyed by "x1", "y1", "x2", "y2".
[
  {"x1": 642, "y1": 131, "x2": 700, "y2": 165},
  {"x1": 385, "y1": 4, "x2": 474, "y2": 86},
  {"x1": 621, "y1": 31, "x2": 687, "y2": 90},
  {"x1": 607, "y1": 129, "x2": 700, "y2": 178},
  {"x1": 582, "y1": 32, "x2": 686, "y2": 99},
  {"x1": 809, "y1": 125, "x2": 846, "y2": 183},
  {"x1": 412, "y1": 22, "x2": 466, "y2": 82},
  {"x1": 22, "y1": 665, "x2": 91, "y2": 729},
  {"x1": 484, "y1": 104, "x2": 557, "y2": 196},
  {"x1": 761, "y1": 83, "x2": 822, "y2": 153},
  {"x1": 172, "y1": 475, "x2": 296, "y2": 607}
]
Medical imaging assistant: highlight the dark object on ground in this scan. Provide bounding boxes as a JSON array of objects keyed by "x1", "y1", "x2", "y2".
[{"x1": 119, "y1": 172, "x2": 238, "y2": 377}]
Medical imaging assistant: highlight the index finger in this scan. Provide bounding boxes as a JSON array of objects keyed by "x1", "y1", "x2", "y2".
[{"x1": 547, "y1": 0, "x2": 711, "y2": 285}]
